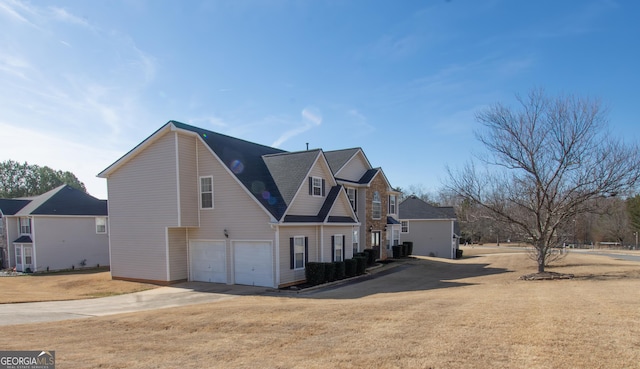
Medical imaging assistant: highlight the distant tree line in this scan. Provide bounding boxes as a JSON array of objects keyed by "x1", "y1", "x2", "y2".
[{"x1": 0, "y1": 160, "x2": 86, "y2": 198}]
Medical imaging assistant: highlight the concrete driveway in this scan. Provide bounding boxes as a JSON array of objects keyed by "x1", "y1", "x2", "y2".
[{"x1": 0, "y1": 282, "x2": 267, "y2": 326}]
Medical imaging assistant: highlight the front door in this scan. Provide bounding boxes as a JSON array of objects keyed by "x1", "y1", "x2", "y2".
[
  {"x1": 14, "y1": 245, "x2": 33, "y2": 272},
  {"x1": 371, "y1": 231, "x2": 381, "y2": 259}
]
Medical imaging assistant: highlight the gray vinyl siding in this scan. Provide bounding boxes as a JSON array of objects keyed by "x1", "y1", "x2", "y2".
[
  {"x1": 336, "y1": 153, "x2": 369, "y2": 181},
  {"x1": 177, "y1": 133, "x2": 199, "y2": 227},
  {"x1": 189, "y1": 140, "x2": 276, "y2": 280},
  {"x1": 107, "y1": 131, "x2": 179, "y2": 281},
  {"x1": 401, "y1": 219, "x2": 454, "y2": 258},
  {"x1": 331, "y1": 193, "x2": 353, "y2": 218},
  {"x1": 167, "y1": 227, "x2": 188, "y2": 280},
  {"x1": 30, "y1": 216, "x2": 109, "y2": 271},
  {"x1": 287, "y1": 161, "x2": 333, "y2": 215}
]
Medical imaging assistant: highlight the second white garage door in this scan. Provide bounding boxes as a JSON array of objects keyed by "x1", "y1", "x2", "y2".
[
  {"x1": 190, "y1": 240, "x2": 227, "y2": 283},
  {"x1": 233, "y1": 241, "x2": 274, "y2": 288}
]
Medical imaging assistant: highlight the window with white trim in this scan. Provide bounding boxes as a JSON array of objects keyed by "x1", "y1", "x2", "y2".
[
  {"x1": 393, "y1": 229, "x2": 400, "y2": 246},
  {"x1": 294, "y1": 236, "x2": 305, "y2": 270},
  {"x1": 372, "y1": 191, "x2": 381, "y2": 219},
  {"x1": 347, "y1": 187, "x2": 357, "y2": 211},
  {"x1": 334, "y1": 235, "x2": 344, "y2": 262},
  {"x1": 401, "y1": 220, "x2": 409, "y2": 233},
  {"x1": 312, "y1": 177, "x2": 323, "y2": 197},
  {"x1": 19, "y1": 217, "x2": 31, "y2": 235},
  {"x1": 200, "y1": 176, "x2": 213, "y2": 209},
  {"x1": 95, "y1": 217, "x2": 107, "y2": 234},
  {"x1": 389, "y1": 195, "x2": 397, "y2": 214}
]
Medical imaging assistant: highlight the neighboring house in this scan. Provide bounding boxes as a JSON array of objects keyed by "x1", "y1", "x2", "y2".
[
  {"x1": 324, "y1": 148, "x2": 402, "y2": 259},
  {"x1": 399, "y1": 195, "x2": 459, "y2": 259},
  {"x1": 0, "y1": 185, "x2": 109, "y2": 272},
  {"x1": 98, "y1": 121, "x2": 364, "y2": 288}
]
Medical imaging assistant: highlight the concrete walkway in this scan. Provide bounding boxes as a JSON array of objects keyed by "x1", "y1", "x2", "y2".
[{"x1": 0, "y1": 282, "x2": 267, "y2": 326}]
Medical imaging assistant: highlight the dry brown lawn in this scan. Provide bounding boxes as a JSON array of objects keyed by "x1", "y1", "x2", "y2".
[
  {"x1": 1, "y1": 249, "x2": 639, "y2": 368},
  {"x1": 0, "y1": 268, "x2": 156, "y2": 303}
]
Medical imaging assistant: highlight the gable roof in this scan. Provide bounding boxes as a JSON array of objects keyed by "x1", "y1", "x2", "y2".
[
  {"x1": 399, "y1": 196, "x2": 457, "y2": 220},
  {"x1": 283, "y1": 185, "x2": 357, "y2": 224},
  {"x1": 171, "y1": 121, "x2": 289, "y2": 219},
  {"x1": 0, "y1": 199, "x2": 31, "y2": 216},
  {"x1": 14, "y1": 185, "x2": 107, "y2": 216},
  {"x1": 263, "y1": 150, "x2": 321, "y2": 206},
  {"x1": 324, "y1": 148, "x2": 361, "y2": 174}
]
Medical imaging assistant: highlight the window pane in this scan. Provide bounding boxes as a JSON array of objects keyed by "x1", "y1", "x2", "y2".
[
  {"x1": 201, "y1": 193, "x2": 213, "y2": 208},
  {"x1": 295, "y1": 253, "x2": 304, "y2": 269}
]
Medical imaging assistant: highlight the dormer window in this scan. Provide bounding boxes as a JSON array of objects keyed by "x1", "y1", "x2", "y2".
[
  {"x1": 309, "y1": 176, "x2": 325, "y2": 197},
  {"x1": 19, "y1": 217, "x2": 31, "y2": 235}
]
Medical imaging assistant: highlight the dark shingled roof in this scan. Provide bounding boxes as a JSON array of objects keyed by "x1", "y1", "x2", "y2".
[
  {"x1": 15, "y1": 185, "x2": 107, "y2": 216},
  {"x1": 264, "y1": 150, "x2": 321, "y2": 206},
  {"x1": 387, "y1": 216, "x2": 400, "y2": 225},
  {"x1": 0, "y1": 199, "x2": 31, "y2": 215},
  {"x1": 324, "y1": 148, "x2": 360, "y2": 174},
  {"x1": 399, "y1": 196, "x2": 457, "y2": 220},
  {"x1": 13, "y1": 235, "x2": 32, "y2": 243},
  {"x1": 171, "y1": 121, "x2": 289, "y2": 219}
]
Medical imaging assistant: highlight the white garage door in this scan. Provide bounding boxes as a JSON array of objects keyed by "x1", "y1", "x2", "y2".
[
  {"x1": 190, "y1": 241, "x2": 226, "y2": 283},
  {"x1": 233, "y1": 241, "x2": 274, "y2": 287}
]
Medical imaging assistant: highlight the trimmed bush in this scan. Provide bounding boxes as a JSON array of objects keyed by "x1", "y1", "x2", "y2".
[
  {"x1": 362, "y1": 249, "x2": 375, "y2": 266},
  {"x1": 392, "y1": 245, "x2": 401, "y2": 259},
  {"x1": 344, "y1": 258, "x2": 357, "y2": 277},
  {"x1": 353, "y1": 256, "x2": 367, "y2": 275},
  {"x1": 333, "y1": 261, "x2": 345, "y2": 280},
  {"x1": 456, "y1": 249, "x2": 464, "y2": 259},
  {"x1": 324, "y1": 262, "x2": 336, "y2": 282},
  {"x1": 305, "y1": 262, "x2": 326, "y2": 286}
]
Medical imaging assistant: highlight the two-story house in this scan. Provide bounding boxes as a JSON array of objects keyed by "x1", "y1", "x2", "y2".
[
  {"x1": 0, "y1": 185, "x2": 109, "y2": 272},
  {"x1": 325, "y1": 148, "x2": 402, "y2": 260},
  {"x1": 98, "y1": 121, "x2": 362, "y2": 288}
]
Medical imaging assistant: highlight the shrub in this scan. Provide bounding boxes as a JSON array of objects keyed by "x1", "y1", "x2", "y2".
[
  {"x1": 324, "y1": 262, "x2": 336, "y2": 282},
  {"x1": 344, "y1": 259, "x2": 357, "y2": 277},
  {"x1": 353, "y1": 256, "x2": 367, "y2": 275},
  {"x1": 305, "y1": 262, "x2": 326, "y2": 286},
  {"x1": 333, "y1": 261, "x2": 345, "y2": 280},
  {"x1": 362, "y1": 249, "x2": 375, "y2": 266}
]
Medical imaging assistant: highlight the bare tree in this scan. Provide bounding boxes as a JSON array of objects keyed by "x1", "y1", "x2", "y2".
[{"x1": 446, "y1": 89, "x2": 640, "y2": 274}]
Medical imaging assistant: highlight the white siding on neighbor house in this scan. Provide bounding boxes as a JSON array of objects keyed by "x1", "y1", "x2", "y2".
[
  {"x1": 401, "y1": 219, "x2": 454, "y2": 258},
  {"x1": 177, "y1": 133, "x2": 199, "y2": 227},
  {"x1": 30, "y1": 216, "x2": 109, "y2": 271},
  {"x1": 188, "y1": 140, "x2": 276, "y2": 283},
  {"x1": 107, "y1": 131, "x2": 180, "y2": 281},
  {"x1": 168, "y1": 227, "x2": 188, "y2": 281},
  {"x1": 287, "y1": 160, "x2": 334, "y2": 215},
  {"x1": 336, "y1": 152, "x2": 369, "y2": 181}
]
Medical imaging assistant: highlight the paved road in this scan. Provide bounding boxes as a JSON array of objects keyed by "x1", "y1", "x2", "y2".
[{"x1": 0, "y1": 282, "x2": 267, "y2": 326}]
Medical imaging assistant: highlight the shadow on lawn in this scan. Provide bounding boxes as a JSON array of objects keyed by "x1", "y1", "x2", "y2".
[{"x1": 298, "y1": 258, "x2": 512, "y2": 299}]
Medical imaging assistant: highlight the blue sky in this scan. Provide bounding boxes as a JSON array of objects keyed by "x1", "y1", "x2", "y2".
[{"x1": 1, "y1": 0, "x2": 638, "y2": 199}]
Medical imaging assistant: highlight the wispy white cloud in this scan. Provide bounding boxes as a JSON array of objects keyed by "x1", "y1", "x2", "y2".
[
  {"x1": 0, "y1": 0, "x2": 159, "y2": 197},
  {"x1": 347, "y1": 108, "x2": 375, "y2": 136},
  {"x1": 271, "y1": 106, "x2": 322, "y2": 147}
]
